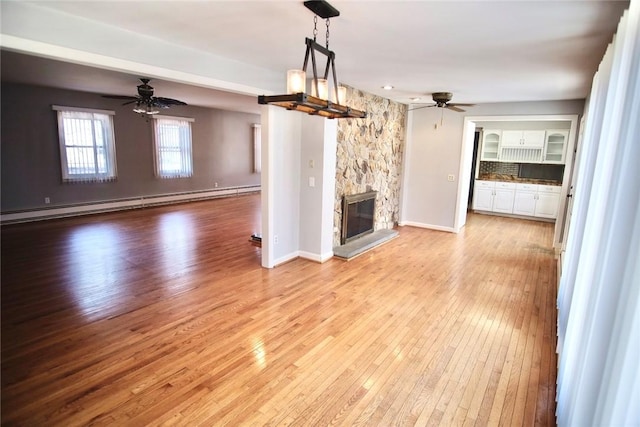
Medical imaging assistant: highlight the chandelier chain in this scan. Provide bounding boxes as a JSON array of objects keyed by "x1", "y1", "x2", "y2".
[
  {"x1": 313, "y1": 15, "x2": 318, "y2": 41},
  {"x1": 325, "y1": 18, "x2": 330, "y2": 48}
]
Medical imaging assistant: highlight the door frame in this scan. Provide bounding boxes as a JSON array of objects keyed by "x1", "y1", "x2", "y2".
[{"x1": 456, "y1": 114, "x2": 579, "y2": 249}]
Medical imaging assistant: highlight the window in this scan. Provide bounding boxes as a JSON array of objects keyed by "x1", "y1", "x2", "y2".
[
  {"x1": 153, "y1": 116, "x2": 194, "y2": 178},
  {"x1": 53, "y1": 106, "x2": 117, "y2": 182}
]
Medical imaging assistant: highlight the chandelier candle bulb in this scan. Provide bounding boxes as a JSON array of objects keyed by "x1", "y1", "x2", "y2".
[
  {"x1": 335, "y1": 85, "x2": 347, "y2": 104},
  {"x1": 311, "y1": 78, "x2": 329, "y2": 100},
  {"x1": 286, "y1": 70, "x2": 306, "y2": 94}
]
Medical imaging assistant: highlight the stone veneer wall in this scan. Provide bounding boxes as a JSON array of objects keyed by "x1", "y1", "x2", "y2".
[{"x1": 334, "y1": 86, "x2": 407, "y2": 247}]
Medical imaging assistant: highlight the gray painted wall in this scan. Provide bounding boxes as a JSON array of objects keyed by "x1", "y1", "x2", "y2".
[{"x1": 1, "y1": 83, "x2": 260, "y2": 212}]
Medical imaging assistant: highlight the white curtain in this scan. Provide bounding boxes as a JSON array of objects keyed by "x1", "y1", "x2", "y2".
[{"x1": 556, "y1": 2, "x2": 640, "y2": 426}]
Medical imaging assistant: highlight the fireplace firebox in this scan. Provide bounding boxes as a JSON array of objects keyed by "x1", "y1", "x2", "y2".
[{"x1": 341, "y1": 191, "x2": 377, "y2": 244}]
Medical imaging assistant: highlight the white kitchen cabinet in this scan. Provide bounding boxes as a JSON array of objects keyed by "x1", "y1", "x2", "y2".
[
  {"x1": 500, "y1": 130, "x2": 545, "y2": 163},
  {"x1": 473, "y1": 181, "x2": 495, "y2": 211},
  {"x1": 535, "y1": 185, "x2": 561, "y2": 218},
  {"x1": 513, "y1": 184, "x2": 537, "y2": 216},
  {"x1": 543, "y1": 130, "x2": 569, "y2": 164},
  {"x1": 514, "y1": 183, "x2": 561, "y2": 219},
  {"x1": 473, "y1": 181, "x2": 515, "y2": 214},
  {"x1": 501, "y1": 130, "x2": 545, "y2": 148},
  {"x1": 493, "y1": 182, "x2": 516, "y2": 213},
  {"x1": 480, "y1": 130, "x2": 501, "y2": 161}
]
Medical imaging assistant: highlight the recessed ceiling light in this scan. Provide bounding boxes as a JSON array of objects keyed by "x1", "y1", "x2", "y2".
[
  {"x1": 411, "y1": 97, "x2": 421, "y2": 102},
  {"x1": 382, "y1": 85, "x2": 394, "y2": 90}
]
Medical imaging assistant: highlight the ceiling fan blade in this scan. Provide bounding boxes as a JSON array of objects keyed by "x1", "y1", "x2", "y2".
[
  {"x1": 409, "y1": 104, "x2": 437, "y2": 111},
  {"x1": 121, "y1": 100, "x2": 138, "y2": 106},
  {"x1": 155, "y1": 97, "x2": 187, "y2": 106},
  {"x1": 446, "y1": 105, "x2": 466, "y2": 113},
  {"x1": 449, "y1": 103, "x2": 475, "y2": 107},
  {"x1": 444, "y1": 105, "x2": 466, "y2": 113},
  {"x1": 102, "y1": 95, "x2": 138, "y2": 101}
]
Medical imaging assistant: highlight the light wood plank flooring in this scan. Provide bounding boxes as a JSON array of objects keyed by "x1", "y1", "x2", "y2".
[{"x1": 1, "y1": 194, "x2": 557, "y2": 426}]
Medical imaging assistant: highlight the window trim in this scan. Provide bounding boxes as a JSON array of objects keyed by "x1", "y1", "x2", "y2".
[
  {"x1": 52, "y1": 105, "x2": 117, "y2": 183},
  {"x1": 152, "y1": 115, "x2": 194, "y2": 179}
]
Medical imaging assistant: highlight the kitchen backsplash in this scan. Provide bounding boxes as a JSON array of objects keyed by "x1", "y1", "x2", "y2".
[{"x1": 479, "y1": 161, "x2": 520, "y2": 176}]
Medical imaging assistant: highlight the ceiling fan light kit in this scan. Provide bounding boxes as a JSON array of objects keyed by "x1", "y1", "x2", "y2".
[
  {"x1": 103, "y1": 78, "x2": 187, "y2": 117},
  {"x1": 258, "y1": 0, "x2": 367, "y2": 119}
]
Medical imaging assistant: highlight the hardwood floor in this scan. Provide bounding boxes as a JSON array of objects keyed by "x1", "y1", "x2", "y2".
[{"x1": 1, "y1": 194, "x2": 557, "y2": 426}]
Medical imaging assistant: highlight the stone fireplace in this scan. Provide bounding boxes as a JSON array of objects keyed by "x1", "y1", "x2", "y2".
[{"x1": 333, "y1": 86, "x2": 407, "y2": 247}]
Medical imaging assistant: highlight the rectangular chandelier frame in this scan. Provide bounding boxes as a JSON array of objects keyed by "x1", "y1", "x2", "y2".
[{"x1": 258, "y1": 37, "x2": 367, "y2": 119}]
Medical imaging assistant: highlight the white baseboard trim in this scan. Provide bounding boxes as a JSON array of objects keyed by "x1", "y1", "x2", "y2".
[
  {"x1": 1, "y1": 186, "x2": 261, "y2": 224},
  {"x1": 273, "y1": 251, "x2": 300, "y2": 267},
  {"x1": 299, "y1": 250, "x2": 334, "y2": 263},
  {"x1": 398, "y1": 221, "x2": 456, "y2": 233}
]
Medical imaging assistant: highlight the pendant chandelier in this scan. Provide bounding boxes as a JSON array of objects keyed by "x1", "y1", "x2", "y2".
[{"x1": 258, "y1": 0, "x2": 367, "y2": 119}]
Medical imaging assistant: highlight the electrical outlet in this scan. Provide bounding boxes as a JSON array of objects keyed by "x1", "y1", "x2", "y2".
[
  {"x1": 309, "y1": 159, "x2": 314, "y2": 168},
  {"x1": 214, "y1": 182, "x2": 219, "y2": 188},
  {"x1": 44, "y1": 197, "x2": 50, "y2": 204},
  {"x1": 274, "y1": 235, "x2": 279, "y2": 244},
  {"x1": 447, "y1": 174, "x2": 455, "y2": 182},
  {"x1": 309, "y1": 176, "x2": 315, "y2": 187}
]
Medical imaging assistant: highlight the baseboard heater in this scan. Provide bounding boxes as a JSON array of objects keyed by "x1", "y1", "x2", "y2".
[{"x1": 0, "y1": 185, "x2": 261, "y2": 225}]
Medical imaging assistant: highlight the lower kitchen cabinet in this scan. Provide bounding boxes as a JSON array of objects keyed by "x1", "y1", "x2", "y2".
[
  {"x1": 475, "y1": 181, "x2": 561, "y2": 220},
  {"x1": 513, "y1": 184, "x2": 537, "y2": 216},
  {"x1": 472, "y1": 181, "x2": 516, "y2": 214},
  {"x1": 535, "y1": 186, "x2": 562, "y2": 218},
  {"x1": 513, "y1": 183, "x2": 561, "y2": 219},
  {"x1": 493, "y1": 183, "x2": 516, "y2": 213}
]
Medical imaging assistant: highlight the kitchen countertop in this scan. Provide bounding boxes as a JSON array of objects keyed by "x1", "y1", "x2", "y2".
[{"x1": 477, "y1": 173, "x2": 562, "y2": 186}]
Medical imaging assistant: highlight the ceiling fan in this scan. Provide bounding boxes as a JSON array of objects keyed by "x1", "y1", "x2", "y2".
[
  {"x1": 410, "y1": 92, "x2": 475, "y2": 112},
  {"x1": 103, "y1": 78, "x2": 187, "y2": 115}
]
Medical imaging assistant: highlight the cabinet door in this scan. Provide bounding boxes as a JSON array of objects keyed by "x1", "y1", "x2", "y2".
[
  {"x1": 481, "y1": 130, "x2": 501, "y2": 160},
  {"x1": 535, "y1": 192, "x2": 560, "y2": 219},
  {"x1": 544, "y1": 130, "x2": 569, "y2": 164},
  {"x1": 473, "y1": 183, "x2": 494, "y2": 211},
  {"x1": 513, "y1": 190, "x2": 536, "y2": 216},
  {"x1": 493, "y1": 188, "x2": 515, "y2": 213},
  {"x1": 501, "y1": 131, "x2": 523, "y2": 147},
  {"x1": 522, "y1": 130, "x2": 545, "y2": 148}
]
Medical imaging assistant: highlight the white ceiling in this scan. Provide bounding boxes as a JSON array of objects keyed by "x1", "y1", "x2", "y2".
[{"x1": 1, "y1": 0, "x2": 629, "y2": 113}]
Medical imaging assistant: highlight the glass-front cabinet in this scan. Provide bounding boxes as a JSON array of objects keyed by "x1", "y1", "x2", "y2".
[
  {"x1": 480, "y1": 129, "x2": 501, "y2": 161},
  {"x1": 544, "y1": 130, "x2": 569, "y2": 164}
]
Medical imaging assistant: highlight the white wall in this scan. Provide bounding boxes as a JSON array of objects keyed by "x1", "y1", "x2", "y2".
[
  {"x1": 402, "y1": 100, "x2": 585, "y2": 231},
  {"x1": 261, "y1": 106, "x2": 301, "y2": 268},
  {"x1": 299, "y1": 116, "x2": 337, "y2": 262}
]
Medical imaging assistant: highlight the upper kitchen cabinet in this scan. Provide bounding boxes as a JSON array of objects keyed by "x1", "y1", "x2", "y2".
[
  {"x1": 543, "y1": 130, "x2": 569, "y2": 164},
  {"x1": 480, "y1": 129, "x2": 501, "y2": 161},
  {"x1": 501, "y1": 130, "x2": 546, "y2": 148},
  {"x1": 500, "y1": 130, "x2": 545, "y2": 163}
]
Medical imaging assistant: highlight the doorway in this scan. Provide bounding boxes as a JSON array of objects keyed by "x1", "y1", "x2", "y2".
[{"x1": 467, "y1": 129, "x2": 481, "y2": 207}]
